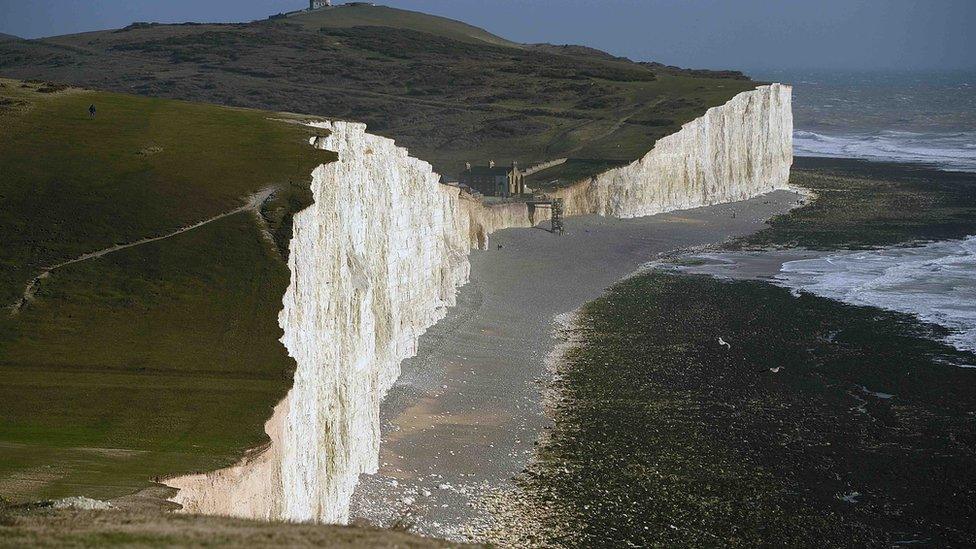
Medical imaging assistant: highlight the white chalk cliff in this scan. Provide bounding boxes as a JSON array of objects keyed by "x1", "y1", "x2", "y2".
[
  {"x1": 553, "y1": 83, "x2": 793, "y2": 217},
  {"x1": 166, "y1": 84, "x2": 792, "y2": 523}
]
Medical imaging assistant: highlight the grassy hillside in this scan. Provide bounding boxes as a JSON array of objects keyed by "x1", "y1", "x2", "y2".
[
  {"x1": 0, "y1": 79, "x2": 327, "y2": 305},
  {"x1": 0, "y1": 79, "x2": 331, "y2": 502},
  {"x1": 0, "y1": 4, "x2": 759, "y2": 184}
]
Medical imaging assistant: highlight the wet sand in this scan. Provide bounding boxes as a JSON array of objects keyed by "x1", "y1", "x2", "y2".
[{"x1": 348, "y1": 189, "x2": 805, "y2": 539}]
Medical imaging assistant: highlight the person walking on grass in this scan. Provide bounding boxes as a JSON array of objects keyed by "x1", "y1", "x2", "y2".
[{"x1": 88, "y1": 104, "x2": 96, "y2": 118}]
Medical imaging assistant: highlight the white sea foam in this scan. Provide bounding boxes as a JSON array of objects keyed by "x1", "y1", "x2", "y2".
[
  {"x1": 794, "y1": 130, "x2": 976, "y2": 172},
  {"x1": 775, "y1": 236, "x2": 976, "y2": 354}
]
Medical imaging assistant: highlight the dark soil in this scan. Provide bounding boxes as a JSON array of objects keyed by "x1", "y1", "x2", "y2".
[{"x1": 738, "y1": 157, "x2": 976, "y2": 250}]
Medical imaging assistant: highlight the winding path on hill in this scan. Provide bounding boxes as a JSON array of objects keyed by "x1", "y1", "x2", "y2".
[{"x1": 9, "y1": 187, "x2": 276, "y2": 316}]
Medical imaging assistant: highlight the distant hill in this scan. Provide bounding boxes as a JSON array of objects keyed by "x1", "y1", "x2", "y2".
[
  {"x1": 527, "y1": 43, "x2": 628, "y2": 62},
  {"x1": 288, "y1": 5, "x2": 516, "y2": 47},
  {"x1": 0, "y1": 4, "x2": 758, "y2": 184},
  {"x1": 0, "y1": 33, "x2": 21, "y2": 42},
  {"x1": 640, "y1": 61, "x2": 750, "y2": 80}
]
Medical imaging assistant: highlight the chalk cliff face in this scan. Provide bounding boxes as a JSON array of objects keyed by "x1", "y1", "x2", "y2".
[
  {"x1": 553, "y1": 84, "x2": 793, "y2": 217},
  {"x1": 166, "y1": 84, "x2": 792, "y2": 523},
  {"x1": 166, "y1": 121, "x2": 542, "y2": 523}
]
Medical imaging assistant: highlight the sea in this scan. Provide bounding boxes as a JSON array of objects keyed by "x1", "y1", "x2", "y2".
[
  {"x1": 661, "y1": 241, "x2": 976, "y2": 357},
  {"x1": 775, "y1": 238, "x2": 976, "y2": 354},
  {"x1": 756, "y1": 69, "x2": 976, "y2": 172},
  {"x1": 705, "y1": 70, "x2": 976, "y2": 355}
]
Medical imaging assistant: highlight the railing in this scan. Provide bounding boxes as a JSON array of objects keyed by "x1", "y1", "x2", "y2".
[{"x1": 522, "y1": 158, "x2": 568, "y2": 177}]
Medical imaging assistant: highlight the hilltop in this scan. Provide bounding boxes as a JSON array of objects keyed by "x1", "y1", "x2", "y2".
[
  {"x1": 288, "y1": 4, "x2": 516, "y2": 47},
  {"x1": 0, "y1": 3, "x2": 760, "y2": 184}
]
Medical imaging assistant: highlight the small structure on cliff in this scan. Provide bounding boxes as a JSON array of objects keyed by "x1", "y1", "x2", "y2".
[
  {"x1": 459, "y1": 161, "x2": 525, "y2": 197},
  {"x1": 309, "y1": 0, "x2": 331, "y2": 10},
  {"x1": 524, "y1": 196, "x2": 565, "y2": 235},
  {"x1": 550, "y1": 198, "x2": 564, "y2": 234}
]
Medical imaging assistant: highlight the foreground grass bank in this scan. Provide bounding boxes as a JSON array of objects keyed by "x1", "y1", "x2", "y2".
[
  {"x1": 0, "y1": 80, "x2": 331, "y2": 502},
  {"x1": 0, "y1": 505, "x2": 467, "y2": 548}
]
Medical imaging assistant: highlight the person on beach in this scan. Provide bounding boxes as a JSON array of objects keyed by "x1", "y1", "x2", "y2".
[{"x1": 88, "y1": 104, "x2": 96, "y2": 118}]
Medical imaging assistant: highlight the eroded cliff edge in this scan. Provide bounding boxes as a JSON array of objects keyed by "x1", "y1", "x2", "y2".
[{"x1": 165, "y1": 84, "x2": 792, "y2": 523}]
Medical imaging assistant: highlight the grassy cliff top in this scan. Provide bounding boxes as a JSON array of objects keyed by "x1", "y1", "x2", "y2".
[
  {"x1": 0, "y1": 5, "x2": 760, "y2": 185},
  {"x1": 0, "y1": 79, "x2": 330, "y2": 503},
  {"x1": 0, "y1": 78, "x2": 328, "y2": 305}
]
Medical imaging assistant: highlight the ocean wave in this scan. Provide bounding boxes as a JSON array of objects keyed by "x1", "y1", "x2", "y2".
[
  {"x1": 794, "y1": 129, "x2": 976, "y2": 172},
  {"x1": 776, "y1": 237, "x2": 976, "y2": 354}
]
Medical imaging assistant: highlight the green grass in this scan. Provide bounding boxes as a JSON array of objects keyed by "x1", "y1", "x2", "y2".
[
  {"x1": 0, "y1": 81, "x2": 333, "y2": 502},
  {"x1": 0, "y1": 215, "x2": 293, "y2": 501},
  {"x1": 0, "y1": 80, "x2": 329, "y2": 305}
]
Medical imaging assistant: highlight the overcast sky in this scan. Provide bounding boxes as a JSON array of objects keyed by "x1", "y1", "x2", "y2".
[{"x1": 2, "y1": 0, "x2": 974, "y2": 71}]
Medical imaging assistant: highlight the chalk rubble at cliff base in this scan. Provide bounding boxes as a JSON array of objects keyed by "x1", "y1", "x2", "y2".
[{"x1": 165, "y1": 84, "x2": 793, "y2": 524}]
